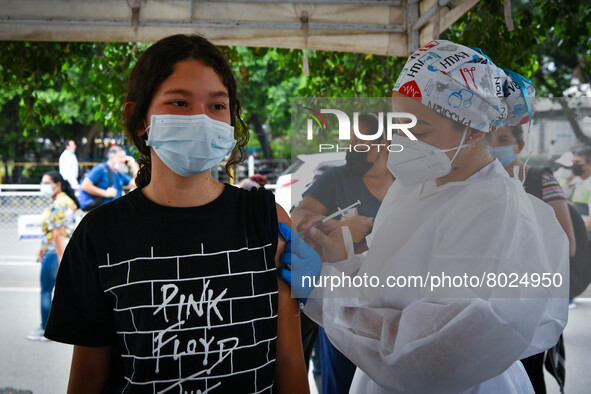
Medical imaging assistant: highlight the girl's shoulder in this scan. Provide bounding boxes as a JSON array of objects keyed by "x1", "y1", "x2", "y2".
[
  {"x1": 230, "y1": 184, "x2": 279, "y2": 238},
  {"x1": 231, "y1": 184, "x2": 275, "y2": 203}
]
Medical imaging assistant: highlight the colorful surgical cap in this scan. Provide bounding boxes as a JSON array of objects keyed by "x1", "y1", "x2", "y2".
[{"x1": 393, "y1": 40, "x2": 535, "y2": 132}]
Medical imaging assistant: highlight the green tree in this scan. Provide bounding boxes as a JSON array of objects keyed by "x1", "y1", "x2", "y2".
[
  {"x1": 222, "y1": 46, "x2": 303, "y2": 159},
  {"x1": 2, "y1": 0, "x2": 589, "y2": 180},
  {"x1": 225, "y1": 46, "x2": 406, "y2": 158},
  {"x1": 442, "y1": 0, "x2": 590, "y2": 95},
  {"x1": 442, "y1": 0, "x2": 591, "y2": 144},
  {"x1": 0, "y1": 41, "x2": 147, "y2": 181}
]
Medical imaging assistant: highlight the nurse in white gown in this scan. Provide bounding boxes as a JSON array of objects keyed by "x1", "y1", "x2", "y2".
[{"x1": 296, "y1": 41, "x2": 569, "y2": 394}]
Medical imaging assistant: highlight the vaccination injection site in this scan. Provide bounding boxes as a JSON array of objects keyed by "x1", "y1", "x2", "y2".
[{"x1": 1, "y1": 1, "x2": 591, "y2": 393}]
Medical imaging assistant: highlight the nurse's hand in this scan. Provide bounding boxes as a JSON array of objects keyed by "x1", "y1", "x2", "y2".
[
  {"x1": 277, "y1": 223, "x2": 322, "y2": 302},
  {"x1": 306, "y1": 225, "x2": 348, "y2": 263},
  {"x1": 296, "y1": 213, "x2": 326, "y2": 233},
  {"x1": 340, "y1": 215, "x2": 374, "y2": 243}
]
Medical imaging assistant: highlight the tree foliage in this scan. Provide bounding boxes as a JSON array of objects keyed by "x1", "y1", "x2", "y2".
[
  {"x1": 222, "y1": 46, "x2": 406, "y2": 158},
  {"x1": 441, "y1": 0, "x2": 591, "y2": 145},
  {"x1": 0, "y1": 42, "x2": 146, "y2": 162},
  {"x1": 0, "y1": 0, "x2": 589, "y2": 178},
  {"x1": 442, "y1": 0, "x2": 591, "y2": 96}
]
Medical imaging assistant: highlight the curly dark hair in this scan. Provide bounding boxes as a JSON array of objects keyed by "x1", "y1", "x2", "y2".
[{"x1": 125, "y1": 34, "x2": 249, "y2": 187}]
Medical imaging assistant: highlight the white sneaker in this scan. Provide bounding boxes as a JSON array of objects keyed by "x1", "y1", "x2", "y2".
[{"x1": 26, "y1": 327, "x2": 48, "y2": 341}]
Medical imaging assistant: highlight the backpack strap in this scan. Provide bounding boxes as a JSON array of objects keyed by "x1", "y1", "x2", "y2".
[
  {"x1": 523, "y1": 166, "x2": 552, "y2": 200},
  {"x1": 103, "y1": 163, "x2": 114, "y2": 187}
]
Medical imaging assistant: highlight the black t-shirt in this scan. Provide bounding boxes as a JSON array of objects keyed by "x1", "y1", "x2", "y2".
[
  {"x1": 303, "y1": 166, "x2": 382, "y2": 247},
  {"x1": 45, "y1": 185, "x2": 279, "y2": 393}
]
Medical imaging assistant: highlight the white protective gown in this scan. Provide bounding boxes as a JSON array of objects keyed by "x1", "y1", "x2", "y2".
[{"x1": 304, "y1": 159, "x2": 569, "y2": 394}]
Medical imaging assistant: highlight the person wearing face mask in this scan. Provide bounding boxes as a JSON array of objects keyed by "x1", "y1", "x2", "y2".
[
  {"x1": 489, "y1": 126, "x2": 576, "y2": 258},
  {"x1": 291, "y1": 113, "x2": 394, "y2": 394},
  {"x1": 569, "y1": 148, "x2": 591, "y2": 301},
  {"x1": 44, "y1": 35, "x2": 308, "y2": 393},
  {"x1": 293, "y1": 113, "x2": 393, "y2": 254},
  {"x1": 282, "y1": 40, "x2": 568, "y2": 394},
  {"x1": 26, "y1": 171, "x2": 80, "y2": 341},
  {"x1": 78, "y1": 145, "x2": 138, "y2": 211},
  {"x1": 490, "y1": 126, "x2": 579, "y2": 393},
  {"x1": 571, "y1": 148, "x2": 591, "y2": 227},
  {"x1": 553, "y1": 152, "x2": 579, "y2": 200}
]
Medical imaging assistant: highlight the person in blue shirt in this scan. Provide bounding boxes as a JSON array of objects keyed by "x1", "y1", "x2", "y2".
[{"x1": 78, "y1": 145, "x2": 138, "y2": 210}]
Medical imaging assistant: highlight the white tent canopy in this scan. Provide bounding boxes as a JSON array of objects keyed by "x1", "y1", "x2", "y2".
[{"x1": 0, "y1": 0, "x2": 478, "y2": 56}]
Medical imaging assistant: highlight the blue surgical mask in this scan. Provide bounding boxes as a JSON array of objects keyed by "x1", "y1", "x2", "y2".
[
  {"x1": 145, "y1": 114, "x2": 237, "y2": 177},
  {"x1": 489, "y1": 145, "x2": 516, "y2": 167}
]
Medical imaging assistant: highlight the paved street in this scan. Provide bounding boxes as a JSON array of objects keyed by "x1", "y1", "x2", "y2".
[
  {"x1": 0, "y1": 261, "x2": 589, "y2": 393},
  {"x1": 546, "y1": 294, "x2": 591, "y2": 394},
  {"x1": 0, "y1": 263, "x2": 70, "y2": 394}
]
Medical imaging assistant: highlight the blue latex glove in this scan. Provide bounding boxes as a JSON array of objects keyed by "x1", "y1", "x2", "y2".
[{"x1": 278, "y1": 222, "x2": 322, "y2": 302}]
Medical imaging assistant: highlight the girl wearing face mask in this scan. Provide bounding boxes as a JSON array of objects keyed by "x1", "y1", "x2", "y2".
[
  {"x1": 44, "y1": 35, "x2": 308, "y2": 393},
  {"x1": 26, "y1": 171, "x2": 79, "y2": 342},
  {"x1": 296, "y1": 41, "x2": 568, "y2": 394}
]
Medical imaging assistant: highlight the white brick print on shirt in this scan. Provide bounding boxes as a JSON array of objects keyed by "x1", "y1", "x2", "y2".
[{"x1": 99, "y1": 242, "x2": 278, "y2": 394}]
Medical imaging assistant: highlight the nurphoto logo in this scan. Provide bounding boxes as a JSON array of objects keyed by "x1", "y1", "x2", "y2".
[{"x1": 303, "y1": 107, "x2": 418, "y2": 153}]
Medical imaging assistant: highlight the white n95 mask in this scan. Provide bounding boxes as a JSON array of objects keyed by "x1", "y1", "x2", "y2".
[
  {"x1": 40, "y1": 183, "x2": 55, "y2": 198},
  {"x1": 145, "y1": 114, "x2": 236, "y2": 177},
  {"x1": 387, "y1": 127, "x2": 469, "y2": 186}
]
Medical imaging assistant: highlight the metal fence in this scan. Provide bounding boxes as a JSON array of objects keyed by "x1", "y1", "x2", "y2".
[
  {"x1": 0, "y1": 156, "x2": 292, "y2": 261},
  {"x1": 0, "y1": 174, "x2": 283, "y2": 262},
  {"x1": 0, "y1": 185, "x2": 49, "y2": 261}
]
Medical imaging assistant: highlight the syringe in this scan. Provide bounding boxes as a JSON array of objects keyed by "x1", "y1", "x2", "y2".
[{"x1": 297, "y1": 200, "x2": 361, "y2": 236}]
